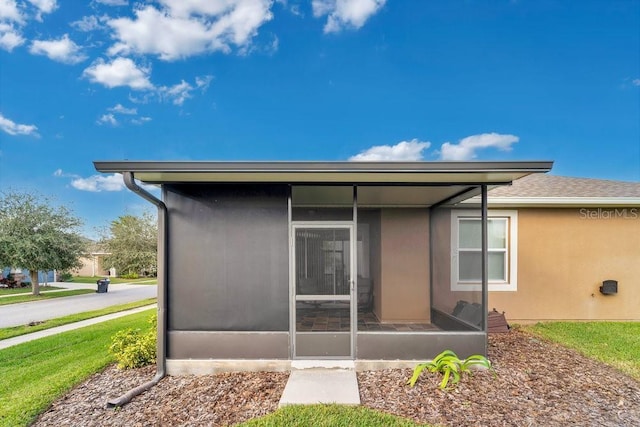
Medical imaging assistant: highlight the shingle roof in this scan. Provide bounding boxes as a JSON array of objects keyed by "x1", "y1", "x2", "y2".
[{"x1": 489, "y1": 174, "x2": 640, "y2": 198}]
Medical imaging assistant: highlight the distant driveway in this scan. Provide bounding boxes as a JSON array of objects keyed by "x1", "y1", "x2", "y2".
[{"x1": 0, "y1": 282, "x2": 157, "y2": 328}]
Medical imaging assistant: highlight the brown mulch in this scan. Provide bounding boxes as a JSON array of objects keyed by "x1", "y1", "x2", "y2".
[{"x1": 33, "y1": 330, "x2": 640, "y2": 426}]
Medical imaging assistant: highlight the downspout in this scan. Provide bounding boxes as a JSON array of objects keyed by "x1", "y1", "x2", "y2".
[
  {"x1": 481, "y1": 184, "x2": 489, "y2": 356},
  {"x1": 106, "y1": 172, "x2": 167, "y2": 407}
]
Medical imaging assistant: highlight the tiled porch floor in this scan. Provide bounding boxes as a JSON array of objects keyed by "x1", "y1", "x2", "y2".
[{"x1": 296, "y1": 305, "x2": 438, "y2": 332}]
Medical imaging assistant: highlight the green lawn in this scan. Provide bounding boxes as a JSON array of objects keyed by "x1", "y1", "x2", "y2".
[
  {"x1": 0, "y1": 289, "x2": 95, "y2": 306},
  {"x1": 239, "y1": 404, "x2": 427, "y2": 427},
  {"x1": 0, "y1": 309, "x2": 154, "y2": 427},
  {"x1": 67, "y1": 276, "x2": 157, "y2": 285},
  {"x1": 0, "y1": 285, "x2": 63, "y2": 295},
  {"x1": 525, "y1": 322, "x2": 640, "y2": 380},
  {"x1": 0, "y1": 298, "x2": 156, "y2": 340}
]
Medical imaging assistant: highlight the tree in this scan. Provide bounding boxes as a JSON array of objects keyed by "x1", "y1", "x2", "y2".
[
  {"x1": 0, "y1": 191, "x2": 87, "y2": 295},
  {"x1": 102, "y1": 213, "x2": 157, "y2": 277}
]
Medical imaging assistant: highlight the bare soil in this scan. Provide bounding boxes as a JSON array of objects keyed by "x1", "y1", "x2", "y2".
[{"x1": 34, "y1": 329, "x2": 640, "y2": 426}]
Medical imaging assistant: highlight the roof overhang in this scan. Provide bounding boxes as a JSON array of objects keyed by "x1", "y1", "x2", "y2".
[
  {"x1": 93, "y1": 161, "x2": 553, "y2": 185},
  {"x1": 485, "y1": 197, "x2": 640, "y2": 208}
]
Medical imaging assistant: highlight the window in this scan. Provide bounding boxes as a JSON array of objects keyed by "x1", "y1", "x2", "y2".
[{"x1": 451, "y1": 210, "x2": 517, "y2": 291}]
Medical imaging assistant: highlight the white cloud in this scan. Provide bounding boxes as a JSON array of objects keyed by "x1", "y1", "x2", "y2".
[
  {"x1": 83, "y1": 57, "x2": 153, "y2": 90},
  {"x1": 108, "y1": 103, "x2": 137, "y2": 114},
  {"x1": 70, "y1": 172, "x2": 157, "y2": 193},
  {"x1": 96, "y1": 0, "x2": 128, "y2": 5},
  {"x1": 0, "y1": 112, "x2": 39, "y2": 136},
  {"x1": 312, "y1": 0, "x2": 385, "y2": 33},
  {"x1": 632, "y1": 79, "x2": 640, "y2": 87},
  {"x1": 96, "y1": 113, "x2": 118, "y2": 125},
  {"x1": 439, "y1": 133, "x2": 519, "y2": 161},
  {"x1": 106, "y1": 1, "x2": 273, "y2": 61},
  {"x1": 350, "y1": 139, "x2": 430, "y2": 161},
  {"x1": 71, "y1": 15, "x2": 103, "y2": 31},
  {"x1": 195, "y1": 74, "x2": 213, "y2": 90},
  {"x1": 53, "y1": 168, "x2": 79, "y2": 178},
  {"x1": 0, "y1": 0, "x2": 25, "y2": 24},
  {"x1": 0, "y1": 23, "x2": 23, "y2": 51},
  {"x1": 131, "y1": 116, "x2": 151, "y2": 125},
  {"x1": 29, "y1": 34, "x2": 87, "y2": 64},
  {"x1": 158, "y1": 80, "x2": 194, "y2": 105},
  {"x1": 27, "y1": 0, "x2": 57, "y2": 20},
  {"x1": 71, "y1": 173, "x2": 125, "y2": 192}
]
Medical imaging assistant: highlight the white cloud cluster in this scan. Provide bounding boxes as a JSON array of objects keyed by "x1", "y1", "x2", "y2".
[
  {"x1": 350, "y1": 139, "x2": 430, "y2": 161},
  {"x1": 0, "y1": 112, "x2": 39, "y2": 136},
  {"x1": 439, "y1": 133, "x2": 519, "y2": 161},
  {"x1": 29, "y1": 34, "x2": 87, "y2": 64},
  {"x1": 158, "y1": 75, "x2": 213, "y2": 105},
  {"x1": 0, "y1": 0, "x2": 58, "y2": 51},
  {"x1": 96, "y1": 113, "x2": 118, "y2": 126},
  {"x1": 64, "y1": 171, "x2": 158, "y2": 193},
  {"x1": 0, "y1": 0, "x2": 25, "y2": 51},
  {"x1": 98, "y1": 103, "x2": 151, "y2": 126},
  {"x1": 28, "y1": 0, "x2": 58, "y2": 21},
  {"x1": 71, "y1": 173, "x2": 126, "y2": 192},
  {"x1": 312, "y1": 0, "x2": 386, "y2": 33},
  {"x1": 350, "y1": 133, "x2": 521, "y2": 162},
  {"x1": 96, "y1": 0, "x2": 128, "y2": 6},
  {"x1": 106, "y1": 0, "x2": 274, "y2": 61},
  {"x1": 632, "y1": 78, "x2": 640, "y2": 87},
  {"x1": 71, "y1": 15, "x2": 104, "y2": 32}
]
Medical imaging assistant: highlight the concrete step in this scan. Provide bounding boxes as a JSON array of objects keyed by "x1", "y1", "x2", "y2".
[{"x1": 279, "y1": 361, "x2": 360, "y2": 406}]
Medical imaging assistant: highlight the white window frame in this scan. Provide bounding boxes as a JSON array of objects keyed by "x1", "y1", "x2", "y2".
[{"x1": 451, "y1": 210, "x2": 518, "y2": 292}]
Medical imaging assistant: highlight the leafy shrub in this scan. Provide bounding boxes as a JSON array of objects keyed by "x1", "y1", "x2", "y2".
[
  {"x1": 407, "y1": 349, "x2": 493, "y2": 390},
  {"x1": 58, "y1": 272, "x2": 73, "y2": 282},
  {"x1": 109, "y1": 313, "x2": 157, "y2": 369},
  {"x1": 120, "y1": 273, "x2": 139, "y2": 279}
]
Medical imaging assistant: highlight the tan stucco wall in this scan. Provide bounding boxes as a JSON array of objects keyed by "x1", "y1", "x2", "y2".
[
  {"x1": 378, "y1": 208, "x2": 430, "y2": 322},
  {"x1": 490, "y1": 208, "x2": 640, "y2": 322},
  {"x1": 73, "y1": 255, "x2": 112, "y2": 277},
  {"x1": 431, "y1": 208, "x2": 481, "y2": 314}
]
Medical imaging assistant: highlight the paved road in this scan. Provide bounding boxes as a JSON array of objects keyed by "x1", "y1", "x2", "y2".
[{"x1": 0, "y1": 282, "x2": 157, "y2": 328}]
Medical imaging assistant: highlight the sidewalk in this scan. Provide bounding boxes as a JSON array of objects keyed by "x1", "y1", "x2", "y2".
[
  {"x1": 0, "y1": 304, "x2": 157, "y2": 350},
  {"x1": 0, "y1": 283, "x2": 98, "y2": 298},
  {"x1": 0, "y1": 282, "x2": 157, "y2": 328}
]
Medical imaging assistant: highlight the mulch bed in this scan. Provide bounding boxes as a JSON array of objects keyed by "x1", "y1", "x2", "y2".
[{"x1": 34, "y1": 329, "x2": 640, "y2": 426}]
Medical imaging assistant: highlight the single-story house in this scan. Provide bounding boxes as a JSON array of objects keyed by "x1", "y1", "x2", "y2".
[
  {"x1": 482, "y1": 174, "x2": 640, "y2": 323},
  {"x1": 94, "y1": 160, "x2": 553, "y2": 373},
  {"x1": 73, "y1": 250, "x2": 115, "y2": 278}
]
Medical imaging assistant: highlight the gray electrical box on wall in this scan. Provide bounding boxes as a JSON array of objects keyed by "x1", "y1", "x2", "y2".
[{"x1": 599, "y1": 280, "x2": 618, "y2": 295}]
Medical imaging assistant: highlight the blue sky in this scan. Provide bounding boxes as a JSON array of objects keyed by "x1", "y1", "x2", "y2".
[{"x1": 1, "y1": 0, "x2": 639, "y2": 238}]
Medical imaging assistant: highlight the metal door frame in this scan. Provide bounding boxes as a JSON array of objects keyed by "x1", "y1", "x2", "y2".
[{"x1": 290, "y1": 222, "x2": 355, "y2": 359}]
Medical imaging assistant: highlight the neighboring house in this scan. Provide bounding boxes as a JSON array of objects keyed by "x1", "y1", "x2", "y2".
[
  {"x1": 474, "y1": 174, "x2": 640, "y2": 323},
  {"x1": 95, "y1": 160, "x2": 552, "y2": 373},
  {"x1": 0, "y1": 268, "x2": 55, "y2": 284},
  {"x1": 74, "y1": 252, "x2": 115, "y2": 277}
]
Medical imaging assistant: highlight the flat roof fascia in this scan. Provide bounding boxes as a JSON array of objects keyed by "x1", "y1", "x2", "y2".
[
  {"x1": 93, "y1": 161, "x2": 553, "y2": 185},
  {"x1": 482, "y1": 197, "x2": 640, "y2": 208}
]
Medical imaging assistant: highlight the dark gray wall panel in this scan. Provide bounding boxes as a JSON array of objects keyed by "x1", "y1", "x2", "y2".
[
  {"x1": 357, "y1": 332, "x2": 486, "y2": 359},
  {"x1": 165, "y1": 184, "x2": 289, "y2": 331},
  {"x1": 296, "y1": 333, "x2": 351, "y2": 357},
  {"x1": 168, "y1": 331, "x2": 290, "y2": 359}
]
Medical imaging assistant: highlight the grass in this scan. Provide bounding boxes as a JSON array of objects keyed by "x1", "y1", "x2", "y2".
[
  {"x1": 67, "y1": 276, "x2": 157, "y2": 285},
  {"x1": 0, "y1": 308, "x2": 154, "y2": 427},
  {"x1": 238, "y1": 404, "x2": 428, "y2": 427},
  {"x1": 0, "y1": 298, "x2": 156, "y2": 340},
  {"x1": 0, "y1": 286, "x2": 63, "y2": 295},
  {"x1": 0, "y1": 289, "x2": 95, "y2": 306},
  {"x1": 525, "y1": 322, "x2": 640, "y2": 380}
]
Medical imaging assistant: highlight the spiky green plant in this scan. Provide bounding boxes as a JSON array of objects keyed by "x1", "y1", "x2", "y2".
[{"x1": 407, "y1": 349, "x2": 493, "y2": 390}]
